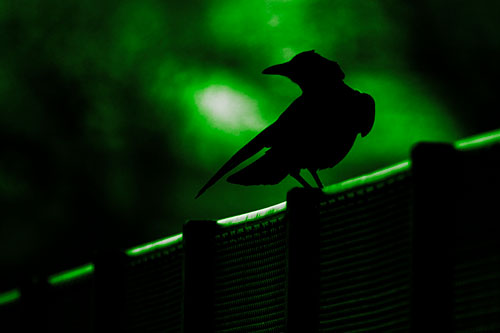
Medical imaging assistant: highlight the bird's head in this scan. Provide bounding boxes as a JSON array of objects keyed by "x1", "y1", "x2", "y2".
[{"x1": 262, "y1": 50, "x2": 345, "y2": 89}]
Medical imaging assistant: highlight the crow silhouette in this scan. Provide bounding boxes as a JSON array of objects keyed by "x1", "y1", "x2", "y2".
[{"x1": 196, "y1": 50, "x2": 374, "y2": 198}]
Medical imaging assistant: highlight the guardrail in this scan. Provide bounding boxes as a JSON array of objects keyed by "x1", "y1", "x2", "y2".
[{"x1": 1, "y1": 129, "x2": 499, "y2": 332}]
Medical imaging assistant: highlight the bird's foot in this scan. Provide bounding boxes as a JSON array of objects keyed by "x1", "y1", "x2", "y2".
[
  {"x1": 308, "y1": 168, "x2": 324, "y2": 189},
  {"x1": 291, "y1": 172, "x2": 312, "y2": 188}
]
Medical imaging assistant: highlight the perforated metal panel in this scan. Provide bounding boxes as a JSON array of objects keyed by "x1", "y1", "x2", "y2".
[
  {"x1": 454, "y1": 251, "x2": 500, "y2": 332},
  {"x1": 213, "y1": 214, "x2": 287, "y2": 332},
  {"x1": 453, "y1": 143, "x2": 500, "y2": 332},
  {"x1": 124, "y1": 242, "x2": 183, "y2": 332},
  {"x1": 318, "y1": 172, "x2": 413, "y2": 331}
]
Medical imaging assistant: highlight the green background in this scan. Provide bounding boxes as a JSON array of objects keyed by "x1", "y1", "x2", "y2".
[{"x1": 1, "y1": 0, "x2": 499, "y2": 288}]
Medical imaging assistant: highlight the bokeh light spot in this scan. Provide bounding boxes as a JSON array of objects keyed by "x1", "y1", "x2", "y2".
[
  {"x1": 195, "y1": 85, "x2": 265, "y2": 133},
  {"x1": 281, "y1": 47, "x2": 296, "y2": 60},
  {"x1": 268, "y1": 15, "x2": 280, "y2": 27}
]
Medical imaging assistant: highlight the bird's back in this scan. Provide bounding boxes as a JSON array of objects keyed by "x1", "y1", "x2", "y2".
[{"x1": 265, "y1": 84, "x2": 370, "y2": 170}]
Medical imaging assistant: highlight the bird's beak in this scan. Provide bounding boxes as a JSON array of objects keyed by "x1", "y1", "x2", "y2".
[{"x1": 262, "y1": 62, "x2": 292, "y2": 76}]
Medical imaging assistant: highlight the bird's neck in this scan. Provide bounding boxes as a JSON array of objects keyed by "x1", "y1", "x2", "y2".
[{"x1": 299, "y1": 80, "x2": 346, "y2": 94}]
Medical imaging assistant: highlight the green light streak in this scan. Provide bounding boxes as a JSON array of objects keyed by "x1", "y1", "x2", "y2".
[
  {"x1": 216, "y1": 161, "x2": 410, "y2": 226},
  {"x1": 217, "y1": 201, "x2": 287, "y2": 225},
  {"x1": 126, "y1": 234, "x2": 183, "y2": 256},
  {"x1": 455, "y1": 129, "x2": 500, "y2": 149},
  {"x1": 213, "y1": 129, "x2": 500, "y2": 227},
  {"x1": 0, "y1": 289, "x2": 20, "y2": 306},
  {"x1": 48, "y1": 263, "x2": 94, "y2": 286},
  {"x1": 324, "y1": 160, "x2": 411, "y2": 195}
]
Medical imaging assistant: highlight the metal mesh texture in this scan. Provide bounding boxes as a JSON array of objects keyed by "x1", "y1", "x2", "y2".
[
  {"x1": 318, "y1": 172, "x2": 413, "y2": 332},
  {"x1": 213, "y1": 213, "x2": 287, "y2": 332},
  {"x1": 453, "y1": 143, "x2": 500, "y2": 332},
  {"x1": 124, "y1": 242, "x2": 183, "y2": 332},
  {"x1": 454, "y1": 250, "x2": 500, "y2": 332}
]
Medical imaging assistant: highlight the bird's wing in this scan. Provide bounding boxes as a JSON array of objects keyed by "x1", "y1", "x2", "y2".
[
  {"x1": 195, "y1": 97, "x2": 303, "y2": 198},
  {"x1": 195, "y1": 126, "x2": 274, "y2": 198},
  {"x1": 357, "y1": 93, "x2": 375, "y2": 137},
  {"x1": 226, "y1": 152, "x2": 288, "y2": 186}
]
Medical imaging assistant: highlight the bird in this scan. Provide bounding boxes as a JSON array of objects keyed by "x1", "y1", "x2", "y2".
[{"x1": 195, "y1": 50, "x2": 375, "y2": 198}]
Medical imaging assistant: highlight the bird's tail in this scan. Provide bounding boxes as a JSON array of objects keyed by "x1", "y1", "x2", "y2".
[
  {"x1": 195, "y1": 129, "x2": 270, "y2": 198},
  {"x1": 226, "y1": 152, "x2": 288, "y2": 186}
]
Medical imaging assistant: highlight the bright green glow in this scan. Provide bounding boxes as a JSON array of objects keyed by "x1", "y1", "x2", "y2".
[
  {"x1": 217, "y1": 201, "x2": 287, "y2": 225},
  {"x1": 344, "y1": 73, "x2": 461, "y2": 164},
  {"x1": 455, "y1": 128, "x2": 500, "y2": 149},
  {"x1": 195, "y1": 85, "x2": 265, "y2": 132},
  {"x1": 48, "y1": 263, "x2": 94, "y2": 285},
  {"x1": 324, "y1": 160, "x2": 410, "y2": 195},
  {"x1": 0, "y1": 289, "x2": 20, "y2": 306},
  {"x1": 126, "y1": 233, "x2": 182, "y2": 256},
  {"x1": 161, "y1": 67, "x2": 279, "y2": 169}
]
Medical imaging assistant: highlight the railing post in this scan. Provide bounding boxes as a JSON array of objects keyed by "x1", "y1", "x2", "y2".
[
  {"x1": 411, "y1": 142, "x2": 457, "y2": 332},
  {"x1": 94, "y1": 250, "x2": 127, "y2": 332},
  {"x1": 19, "y1": 277, "x2": 49, "y2": 332},
  {"x1": 183, "y1": 220, "x2": 217, "y2": 333},
  {"x1": 286, "y1": 187, "x2": 322, "y2": 332}
]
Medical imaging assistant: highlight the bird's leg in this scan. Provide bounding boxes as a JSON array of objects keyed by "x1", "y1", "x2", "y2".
[
  {"x1": 308, "y1": 168, "x2": 324, "y2": 188},
  {"x1": 291, "y1": 171, "x2": 312, "y2": 188}
]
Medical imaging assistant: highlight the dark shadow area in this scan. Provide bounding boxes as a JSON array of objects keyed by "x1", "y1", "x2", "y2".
[{"x1": 407, "y1": 1, "x2": 500, "y2": 134}]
